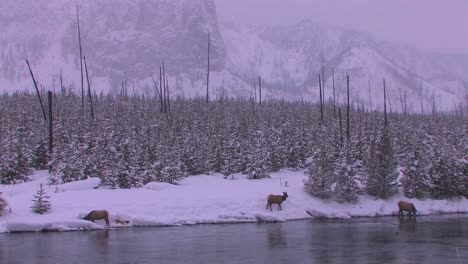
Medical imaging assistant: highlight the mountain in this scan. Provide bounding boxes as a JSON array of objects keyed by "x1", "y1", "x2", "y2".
[
  {"x1": 221, "y1": 21, "x2": 468, "y2": 112},
  {"x1": 0, "y1": 0, "x2": 225, "y2": 95},
  {"x1": 1, "y1": 0, "x2": 467, "y2": 111}
]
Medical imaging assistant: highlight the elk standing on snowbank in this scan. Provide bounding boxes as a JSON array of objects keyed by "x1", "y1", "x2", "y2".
[
  {"x1": 398, "y1": 201, "x2": 417, "y2": 217},
  {"x1": 83, "y1": 210, "x2": 110, "y2": 227},
  {"x1": 266, "y1": 192, "x2": 288, "y2": 211}
]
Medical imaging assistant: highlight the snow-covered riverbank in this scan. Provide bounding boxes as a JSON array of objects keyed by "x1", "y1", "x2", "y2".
[{"x1": 1, "y1": 170, "x2": 467, "y2": 233}]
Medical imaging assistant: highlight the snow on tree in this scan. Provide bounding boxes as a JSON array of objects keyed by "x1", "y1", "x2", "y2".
[
  {"x1": 244, "y1": 130, "x2": 270, "y2": 179},
  {"x1": 304, "y1": 146, "x2": 335, "y2": 199},
  {"x1": 401, "y1": 149, "x2": 428, "y2": 199},
  {"x1": 457, "y1": 158, "x2": 468, "y2": 198},
  {"x1": 334, "y1": 147, "x2": 359, "y2": 203},
  {"x1": 0, "y1": 127, "x2": 33, "y2": 184},
  {"x1": 365, "y1": 128, "x2": 399, "y2": 199},
  {"x1": 428, "y1": 148, "x2": 463, "y2": 199},
  {"x1": 31, "y1": 184, "x2": 52, "y2": 214},
  {"x1": 115, "y1": 138, "x2": 142, "y2": 188},
  {"x1": 160, "y1": 166, "x2": 183, "y2": 184},
  {"x1": 0, "y1": 90, "x2": 466, "y2": 203}
]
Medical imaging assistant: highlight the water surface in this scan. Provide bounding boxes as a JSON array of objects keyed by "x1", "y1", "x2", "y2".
[{"x1": 1, "y1": 215, "x2": 467, "y2": 264}]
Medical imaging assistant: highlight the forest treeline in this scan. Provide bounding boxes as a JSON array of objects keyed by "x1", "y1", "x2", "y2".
[{"x1": 0, "y1": 90, "x2": 466, "y2": 203}]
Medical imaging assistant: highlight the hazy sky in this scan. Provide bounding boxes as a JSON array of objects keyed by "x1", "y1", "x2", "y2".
[{"x1": 215, "y1": 0, "x2": 468, "y2": 54}]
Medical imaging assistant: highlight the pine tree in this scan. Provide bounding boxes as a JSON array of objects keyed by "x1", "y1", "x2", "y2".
[
  {"x1": 457, "y1": 158, "x2": 468, "y2": 198},
  {"x1": 366, "y1": 128, "x2": 399, "y2": 199},
  {"x1": 244, "y1": 130, "x2": 270, "y2": 179},
  {"x1": 428, "y1": 149, "x2": 462, "y2": 199},
  {"x1": 31, "y1": 184, "x2": 52, "y2": 214},
  {"x1": 160, "y1": 166, "x2": 182, "y2": 184},
  {"x1": 0, "y1": 127, "x2": 33, "y2": 184},
  {"x1": 115, "y1": 139, "x2": 142, "y2": 188},
  {"x1": 401, "y1": 149, "x2": 428, "y2": 198},
  {"x1": 334, "y1": 147, "x2": 359, "y2": 203},
  {"x1": 304, "y1": 147, "x2": 335, "y2": 199}
]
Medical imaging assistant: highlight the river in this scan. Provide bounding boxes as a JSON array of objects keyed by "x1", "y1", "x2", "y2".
[{"x1": 1, "y1": 215, "x2": 467, "y2": 264}]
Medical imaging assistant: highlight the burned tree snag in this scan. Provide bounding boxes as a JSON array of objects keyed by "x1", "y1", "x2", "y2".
[
  {"x1": 83, "y1": 56, "x2": 94, "y2": 121},
  {"x1": 207, "y1": 33, "x2": 210, "y2": 104},
  {"x1": 26, "y1": 59, "x2": 47, "y2": 122}
]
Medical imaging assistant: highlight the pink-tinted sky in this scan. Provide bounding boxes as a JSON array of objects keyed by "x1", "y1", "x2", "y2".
[{"x1": 215, "y1": 0, "x2": 468, "y2": 54}]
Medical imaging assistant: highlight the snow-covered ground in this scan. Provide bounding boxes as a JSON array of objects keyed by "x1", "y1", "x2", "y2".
[{"x1": 1, "y1": 170, "x2": 467, "y2": 233}]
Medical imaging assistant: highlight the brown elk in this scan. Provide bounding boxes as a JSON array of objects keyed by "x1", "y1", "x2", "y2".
[
  {"x1": 398, "y1": 201, "x2": 417, "y2": 217},
  {"x1": 266, "y1": 192, "x2": 288, "y2": 211},
  {"x1": 0, "y1": 192, "x2": 8, "y2": 216},
  {"x1": 83, "y1": 210, "x2": 110, "y2": 227}
]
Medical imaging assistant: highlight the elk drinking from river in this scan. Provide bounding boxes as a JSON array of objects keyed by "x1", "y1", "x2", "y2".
[{"x1": 398, "y1": 201, "x2": 417, "y2": 217}]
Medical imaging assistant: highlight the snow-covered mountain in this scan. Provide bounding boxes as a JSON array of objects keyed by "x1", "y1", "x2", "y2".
[
  {"x1": 221, "y1": 21, "x2": 468, "y2": 112},
  {"x1": 0, "y1": 0, "x2": 226, "y2": 95},
  {"x1": 1, "y1": 0, "x2": 467, "y2": 111}
]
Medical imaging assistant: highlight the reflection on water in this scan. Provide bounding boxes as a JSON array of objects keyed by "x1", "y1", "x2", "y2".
[
  {"x1": 399, "y1": 216, "x2": 417, "y2": 233},
  {"x1": 267, "y1": 223, "x2": 287, "y2": 248},
  {"x1": 1, "y1": 215, "x2": 467, "y2": 264}
]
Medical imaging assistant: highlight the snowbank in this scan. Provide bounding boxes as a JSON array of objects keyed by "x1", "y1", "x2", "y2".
[
  {"x1": 53, "y1": 177, "x2": 102, "y2": 192},
  {"x1": 0, "y1": 170, "x2": 467, "y2": 233}
]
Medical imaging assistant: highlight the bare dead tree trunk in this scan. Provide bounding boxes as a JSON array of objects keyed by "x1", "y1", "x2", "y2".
[
  {"x1": 321, "y1": 52, "x2": 325, "y2": 104},
  {"x1": 404, "y1": 90, "x2": 407, "y2": 116},
  {"x1": 319, "y1": 74, "x2": 323, "y2": 123},
  {"x1": 76, "y1": 2, "x2": 84, "y2": 116},
  {"x1": 332, "y1": 68, "x2": 336, "y2": 117},
  {"x1": 253, "y1": 77, "x2": 257, "y2": 103},
  {"x1": 47, "y1": 91, "x2": 53, "y2": 160},
  {"x1": 368, "y1": 80, "x2": 372, "y2": 111},
  {"x1": 383, "y1": 79, "x2": 388, "y2": 127},
  {"x1": 150, "y1": 74, "x2": 162, "y2": 108},
  {"x1": 465, "y1": 87, "x2": 468, "y2": 118},
  {"x1": 60, "y1": 70, "x2": 64, "y2": 94},
  {"x1": 159, "y1": 66, "x2": 163, "y2": 113},
  {"x1": 398, "y1": 87, "x2": 405, "y2": 114},
  {"x1": 163, "y1": 62, "x2": 167, "y2": 113},
  {"x1": 206, "y1": 33, "x2": 210, "y2": 104},
  {"x1": 339, "y1": 107, "x2": 343, "y2": 149},
  {"x1": 26, "y1": 59, "x2": 47, "y2": 122},
  {"x1": 166, "y1": 78, "x2": 171, "y2": 115},
  {"x1": 124, "y1": 72, "x2": 128, "y2": 97},
  {"x1": 259, "y1": 76, "x2": 262, "y2": 107},
  {"x1": 83, "y1": 56, "x2": 94, "y2": 122},
  {"x1": 346, "y1": 75, "x2": 350, "y2": 141},
  {"x1": 420, "y1": 81, "x2": 424, "y2": 116}
]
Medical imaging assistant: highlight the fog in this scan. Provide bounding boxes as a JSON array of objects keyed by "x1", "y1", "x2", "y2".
[{"x1": 215, "y1": 0, "x2": 468, "y2": 54}]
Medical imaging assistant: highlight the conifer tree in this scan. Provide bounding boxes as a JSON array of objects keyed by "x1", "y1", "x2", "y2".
[
  {"x1": 334, "y1": 147, "x2": 359, "y2": 203},
  {"x1": 31, "y1": 184, "x2": 52, "y2": 214},
  {"x1": 365, "y1": 128, "x2": 398, "y2": 199},
  {"x1": 428, "y1": 149, "x2": 462, "y2": 199},
  {"x1": 160, "y1": 166, "x2": 182, "y2": 184},
  {"x1": 401, "y1": 149, "x2": 428, "y2": 198},
  {"x1": 304, "y1": 147, "x2": 335, "y2": 199},
  {"x1": 0, "y1": 127, "x2": 33, "y2": 184}
]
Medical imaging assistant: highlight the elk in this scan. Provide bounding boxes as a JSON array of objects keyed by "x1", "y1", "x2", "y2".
[
  {"x1": 266, "y1": 192, "x2": 288, "y2": 211},
  {"x1": 83, "y1": 210, "x2": 110, "y2": 227},
  {"x1": 398, "y1": 201, "x2": 417, "y2": 217},
  {"x1": 0, "y1": 192, "x2": 9, "y2": 215}
]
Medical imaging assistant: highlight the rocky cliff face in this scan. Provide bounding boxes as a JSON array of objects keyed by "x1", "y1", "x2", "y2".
[
  {"x1": 1, "y1": 0, "x2": 225, "y2": 93},
  {"x1": 1, "y1": 1, "x2": 466, "y2": 111}
]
